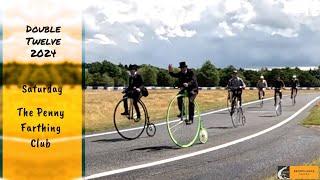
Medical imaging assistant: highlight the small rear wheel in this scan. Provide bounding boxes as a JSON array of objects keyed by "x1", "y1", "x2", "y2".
[
  {"x1": 241, "y1": 114, "x2": 246, "y2": 126},
  {"x1": 146, "y1": 123, "x2": 156, "y2": 137},
  {"x1": 199, "y1": 127, "x2": 208, "y2": 144},
  {"x1": 238, "y1": 107, "x2": 245, "y2": 126}
]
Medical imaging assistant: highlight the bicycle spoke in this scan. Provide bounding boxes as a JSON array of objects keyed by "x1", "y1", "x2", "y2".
[
  {"x1": 166, "y1": 94, "x2": 201, "y2": 147},
  {"x1": 114, "y1": 98, "x2": 147, "y2": 140},
  {"x1": 170, "y1": 120, "x2": 185, "y2": 132}
]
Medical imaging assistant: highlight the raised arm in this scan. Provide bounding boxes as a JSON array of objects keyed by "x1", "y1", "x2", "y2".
[{"x1": 168, "y1": 64, "x2": 179, "y2": 78}]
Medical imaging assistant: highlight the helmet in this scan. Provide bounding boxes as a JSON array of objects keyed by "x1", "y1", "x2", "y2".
[
  {"x1": 260, "y1": 75, "x2": 264, "y2": 79},
  {"x1": 292, "y1": 75, "x2": 297, "y2": 78},
  {"x1": 233, "y1": 70, "x2": 238, "y2": 74}
]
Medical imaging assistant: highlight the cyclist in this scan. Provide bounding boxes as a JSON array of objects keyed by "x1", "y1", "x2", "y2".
[
  {"x1": 168, "y1": 61, "x2": 198, "y2": 125},
  {"x1": 257, "y1": 75, "x2": 268, "y2": 100},
  {"x1": 273, "y1": 76, "x2": 285, "y2": 106},
  {"x1": 121, "y1": 64, "x2": 144, "y2": 120},
  {"x1": 227, "y1": 70, "x2": 246, "y2": 114},
  {"x1": 290, "y1": 75, "x2": 299, "y2": 99}
]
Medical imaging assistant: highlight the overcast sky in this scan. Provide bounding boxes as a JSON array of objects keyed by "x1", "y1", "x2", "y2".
[{"x1": 74, "y1": 1, "x2": 319, "y2": 67}]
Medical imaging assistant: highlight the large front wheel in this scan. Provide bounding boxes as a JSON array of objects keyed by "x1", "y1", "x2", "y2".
[
  {"x1": 166, "y1": 94, "x2": 201, "y2": 147},
  {"x1": 114, "y1": 98, "x2": 147, "y2": 140}
]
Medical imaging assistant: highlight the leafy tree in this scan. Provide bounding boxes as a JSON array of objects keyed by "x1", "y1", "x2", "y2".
[
  {"x1": 218, "y1": 65, "x2": 237, "y2": 86},
  {"x1": 139, "y1": 65, "x2": 158, "y2": 86},
  {"x1": 197, "y1": 60, "x2": 220, "y2": 86},
  {"x1": 101, "y1": 60, "x2": 121, "y2": 78},
  {"x1": 243, "y1": 70, "x2": 259, "y2": 87},
  {"x1": 88, "y1": 62, "x2": 102, "y2": 74},
  {"x1": 157, "y1": 69, "x2": 175, "y2": 86}
]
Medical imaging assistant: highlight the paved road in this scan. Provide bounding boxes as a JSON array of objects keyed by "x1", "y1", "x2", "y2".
[{"x1": 85, "y1": 93, "x2": 320, "y2": 180}]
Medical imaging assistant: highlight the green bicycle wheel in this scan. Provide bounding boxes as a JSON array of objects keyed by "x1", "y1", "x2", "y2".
[{"x1": 166, "y1": 94, "x2": 201, "y2": 147}]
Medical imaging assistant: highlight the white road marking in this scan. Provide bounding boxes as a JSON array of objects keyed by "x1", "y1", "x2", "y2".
[
  {"x1": 85, "y1": 97, "x2": 277, "y2": 138},
  {"x1": 84, "y1": 96, "x2": 320, "y2": 179}
]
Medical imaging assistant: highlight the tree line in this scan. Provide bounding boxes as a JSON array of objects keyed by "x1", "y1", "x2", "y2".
[
  {"x1": 2, "y1": 61, "x2": 318, "y2": 87},
  {"x1": 85, "y1": 60, "x2": 320, "y2": 87}
]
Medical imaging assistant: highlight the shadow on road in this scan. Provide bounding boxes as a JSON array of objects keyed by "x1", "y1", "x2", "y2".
[
  {"x1": 130, "y1": 146, "x2": 180, "y2": 152},
  {"x1": 246, "y1": 106, "x2": 262, "y2": 110},
  {"x1": 207, "y1": 126, "x2": 234, "y2": 129},
  {"x1": 282, "y1": 105, "x2": 294, "y2": 107},
  {"x1": 91, "y1": 138, "x2": 128, "y2": 143},
  {"x1": 259, "y1": 114, "x2": 276, "y2": 117},
  {"x1": 91, "y1": 136, "x2": 148, "y2": 143}
]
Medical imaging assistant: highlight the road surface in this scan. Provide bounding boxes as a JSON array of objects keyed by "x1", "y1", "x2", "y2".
[{"x1": 85, "y1": 93, "x2": 320, "y2": 180}]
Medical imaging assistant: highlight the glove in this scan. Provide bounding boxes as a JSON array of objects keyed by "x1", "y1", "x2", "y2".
[{"x1": 183, "y1": 83, "x2": 188, "y2": 87}]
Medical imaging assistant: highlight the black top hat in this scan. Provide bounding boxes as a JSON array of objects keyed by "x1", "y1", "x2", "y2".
[
  {"x1": 128, "y1": 64, "x2": 139, "y2": 70},
  {"x1": 179, "y1": 61, "x2": 188, "y2": 68}
]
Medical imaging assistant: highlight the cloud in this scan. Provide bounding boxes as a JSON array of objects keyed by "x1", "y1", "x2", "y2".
[
  {"x1": 87, "y1": 34, "x2": 116, "y2": 45},
  {"x1": 84, "y1": 0, "x2": 320, "y2": 67}
]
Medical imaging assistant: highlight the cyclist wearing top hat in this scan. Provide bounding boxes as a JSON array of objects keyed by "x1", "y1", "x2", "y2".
[
  {"x1": 121, "y1": 64, "x2": 144, "y2": 120},
  {"x1": 168, "y1": 61, "x2": 198, "y2": 125}
]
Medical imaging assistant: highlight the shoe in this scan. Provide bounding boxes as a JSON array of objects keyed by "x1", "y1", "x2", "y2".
[
  {"x1": 185, "y1": 119, "x2": 193, "y2": 125},
  {"x1": 134, "y1": 117, "x2": 141, "y2": 122},
  {"x1": 121, "y1": 112, "x2": 129, "y2": 116}
]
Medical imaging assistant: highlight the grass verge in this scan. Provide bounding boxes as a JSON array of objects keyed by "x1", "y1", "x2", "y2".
[
  {"x1": 85, "y1": 89, "x2": 297, "y2": 132},
  {"x1": 302, "y1": 101, "x2": 320, "y2": 126}
]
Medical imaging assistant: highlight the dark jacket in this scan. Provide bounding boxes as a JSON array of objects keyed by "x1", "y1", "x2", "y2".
[
  {"x1": 291, "y1": 79, "x2": 299, "y2": 88},
  {"x1": 128, "y1": 73, "x2": 143, "y2": 90},
  {"x1": 169, "y1": 69, "x2": 198, "y2": 92},
  {"x1": 273, "y1": 79, "x2": 285, "y2": 89}
]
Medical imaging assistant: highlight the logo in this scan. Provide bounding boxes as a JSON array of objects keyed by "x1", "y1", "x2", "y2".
[{"x1": 278, "y1": 166, "x2": 290, "y2": 179}]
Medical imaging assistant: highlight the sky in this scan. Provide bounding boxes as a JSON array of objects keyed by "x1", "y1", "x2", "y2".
[
  {"x1": 83, "y1": 0, "x2": 320, "y2": 68},
  {"x1": 0, "y1": 0, "x2": 319, "y2": 68}
]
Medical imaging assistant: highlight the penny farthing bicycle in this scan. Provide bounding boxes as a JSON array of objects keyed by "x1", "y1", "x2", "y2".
[{"x1": 166, "y1": 89, "x2": 208, "y2": 147}]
